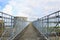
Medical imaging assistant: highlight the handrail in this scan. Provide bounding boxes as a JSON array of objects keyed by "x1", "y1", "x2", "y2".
[
  {"x1": 40, "y1": 10, "x2": 60, "y2": 19},
  {"x1": 8, "y1": 21, "x2": 30, "y2": 40},
  {"x1": 0, "y1": 12, "x2": 14, "y2": 17}
]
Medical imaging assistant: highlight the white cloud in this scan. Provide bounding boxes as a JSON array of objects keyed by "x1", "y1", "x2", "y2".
[
  {"x1": 2, "y1": 0, "x2": 60, "y2": 21},
  {"x1": 2, "y1": 5, "x2": 12, "y2": 15}
]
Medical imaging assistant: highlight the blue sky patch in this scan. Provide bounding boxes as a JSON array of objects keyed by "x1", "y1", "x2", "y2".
[{"x1": 0, "y1": 0, "x2": 9, "y2": 10}]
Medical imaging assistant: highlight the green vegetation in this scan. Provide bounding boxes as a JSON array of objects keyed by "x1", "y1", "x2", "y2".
[
  {"x1": 42, "y1": 26, "x2": 60, "y2": 33},
  {"x1": 47, "y1": 27, "x2": 60, "y2": 33},
  {"x1": 0, "y1": 27, "x2": 3, "y2": 30},
  {"x1": 53, "y1": 27, "x2": 60, "y2": 33}
]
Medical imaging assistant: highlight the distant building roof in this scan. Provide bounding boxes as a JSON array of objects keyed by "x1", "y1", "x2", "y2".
[{"x1": 14, "y1": 16, "x2": 28, "y2": 21}]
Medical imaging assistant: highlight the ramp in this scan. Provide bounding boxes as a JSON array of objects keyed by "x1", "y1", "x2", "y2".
[{"x1": 13, "y1": 23, "x2": 47, "y2": 40}]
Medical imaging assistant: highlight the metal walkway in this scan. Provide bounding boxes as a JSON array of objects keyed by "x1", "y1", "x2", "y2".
[
  {"x1": 0, "y1": 10, "x2": 60, "y2": 40},
  {"x1": 13, "y1": 23, "x2": 47, "y2": 40}
]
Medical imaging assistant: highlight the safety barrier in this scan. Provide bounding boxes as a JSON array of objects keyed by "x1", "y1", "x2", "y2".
[
  {"x1": 32, "y1": 10, "x2": 60, "y2": 40},
  {"x1": 0, "y1": 10, "x2": 60, "y2": 40},
  {"x1": 0, "y1": 12, "x2": 30, "y2": 40}
]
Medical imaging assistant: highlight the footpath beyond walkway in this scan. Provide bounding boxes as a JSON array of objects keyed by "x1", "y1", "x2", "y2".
[{"x1": 13, "y1": 23, "x2": 47, "y2": 40}]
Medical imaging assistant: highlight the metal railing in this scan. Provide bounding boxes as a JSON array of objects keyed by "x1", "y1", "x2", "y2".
[
  {"x1": 0, "y1": 12, "x2": 14, "y2": 40},
  {"x1": 0, "y1": 10, "x2": 60, "y2": 40},
  {"x1": 33, "y1": 10, "x2": 60, "y2": 40},
  {"x1": 0, "y1": 12, "x2": 30, "y2": 40}
]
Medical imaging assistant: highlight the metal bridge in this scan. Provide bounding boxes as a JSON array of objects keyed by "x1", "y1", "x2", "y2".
[{"x1": 0, "y1": 10, "x2": 60, "y2": 40}]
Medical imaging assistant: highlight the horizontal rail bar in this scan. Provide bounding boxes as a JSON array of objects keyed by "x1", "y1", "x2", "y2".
[
  {"x1": 40, "y1": 10, "x2": 60, "y2": 19},
  {"x1": 0, "y1": 12, "x2": 14, "y2": 17}
]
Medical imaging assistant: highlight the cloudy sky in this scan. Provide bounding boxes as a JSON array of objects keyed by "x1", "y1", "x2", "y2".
[{"x1": 0, "y1": 0, "x2": 60, "y2": 20}]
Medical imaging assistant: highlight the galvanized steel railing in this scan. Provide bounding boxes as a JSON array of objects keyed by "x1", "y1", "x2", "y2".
[
  {"x1": 0, "y1": 12, "x2": 30, "y2": 40},
  {"x1": 33, "y1": 10, "x2": 60, "y2": 40},
  {"x1": 0, "y1": 12, "x2": 14, "y2": 40},
  {"x1": 0, "y1": 10, "x2": 60, "y2": 40}
]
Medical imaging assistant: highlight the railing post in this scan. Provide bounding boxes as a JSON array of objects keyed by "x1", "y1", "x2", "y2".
[{"x1": 47, "y1": 15, "x2": 49, "y2": 38}]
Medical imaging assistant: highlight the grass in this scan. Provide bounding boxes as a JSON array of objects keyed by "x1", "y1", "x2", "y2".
[
  {"x1": 48, "y1": 27, "x2": 60, "y2": 33},
  {"x1": 42, "y1": 26, "x2": 60, "y2": 33}
]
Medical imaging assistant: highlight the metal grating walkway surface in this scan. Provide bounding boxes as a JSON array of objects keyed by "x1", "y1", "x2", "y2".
[{"x1": 13, "y1": 23, "x2": 47, "y2": 40}]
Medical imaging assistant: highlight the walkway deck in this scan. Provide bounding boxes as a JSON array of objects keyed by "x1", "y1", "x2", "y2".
[{"x1": 14, "y1": 23, "x2": 47, "y2": 40}]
